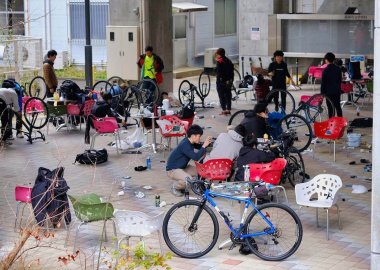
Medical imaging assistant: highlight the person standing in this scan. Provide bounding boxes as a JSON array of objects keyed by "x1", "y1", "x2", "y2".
[
  {"x1": 267, "y1": 50, "x2": 295, "y2": 111},
  {"x1": 321, "y1": 52, "x2": 342, "y2": 117},
  {"x1": 215, "y1": 48, "x2": 234, "y2": 115},
  {"x1": 43, "y1": 50, "x2": 58, "y2": 98}
]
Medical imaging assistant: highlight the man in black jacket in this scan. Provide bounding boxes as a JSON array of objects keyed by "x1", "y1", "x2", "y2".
[
  {"x1": 321, "y1": 52, "x2": 342, "y2": 117},
  {"x1": 235, "y1": 135, "x2": 276, "y2": 181},
  {"x1": 240, "y1": 102, "x2": 269, "y2": 138},
  {"x1": 215, "y1": 48, "x2": 234, "y2": 115}
]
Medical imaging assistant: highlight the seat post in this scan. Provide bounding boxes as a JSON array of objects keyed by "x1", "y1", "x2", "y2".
[{"x1": 326, "y1": 208, "x2": 329, "y2": 240}]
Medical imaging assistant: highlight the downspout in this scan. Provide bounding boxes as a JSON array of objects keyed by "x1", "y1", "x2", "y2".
[
  {"x1": 67, "y1": 0, "x2": 71, "y2": 64},
  {"x1": 44, "y1": 0, "x2": 48, "y2": 50},
  {"x1": 371, "y1": 0, "x2": 380, "y2": 268},
  {"x1": 140, "y1": 0, "x2": 144, "y2": 53},
  {"x1": 48, "y1": 0, "x2": 52, "y2": 49}
]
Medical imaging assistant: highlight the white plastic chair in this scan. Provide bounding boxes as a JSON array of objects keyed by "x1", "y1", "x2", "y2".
[
  {"x1": 114, "y1": 210, "x2": 164, "y2": 255},
  {"x1": 295, "y1": 174, "x2": 342, "y2": 240}
]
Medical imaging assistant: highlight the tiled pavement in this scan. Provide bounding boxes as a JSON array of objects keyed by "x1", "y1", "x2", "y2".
[{"x1": 0, "y1": 78, "x2": 373, "y2": 269}]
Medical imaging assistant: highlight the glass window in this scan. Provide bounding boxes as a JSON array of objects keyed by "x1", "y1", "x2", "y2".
[
  {"x1": 174, "y1": 15, "x2": 186, "y2": 39},
  {"x1": 214, "y1": 0, "x2": 236, "y2": 36}
]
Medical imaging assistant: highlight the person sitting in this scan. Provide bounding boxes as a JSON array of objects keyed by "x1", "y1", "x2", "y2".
[
  {"x1": 235, "y1": 134, "x2": 276, "y2": 182},
  {"x1": 204, "y1": 124, "x2": 246, "y2": 162},
  {"x1": 240, "y1": 102, "x2": 269, "y2": 138},
  {"x1": 255, "y1": 74, "x2": 271, "y2": 102},
  {"x1": 166, "y1": 125, "x2": 212, "y2": 196},
  {"x1": 0, "y1": 86, "x2": 19, "y2": 145},
  {"x1": 84, "y1": 92, "x2": 126, "y2": 144}
]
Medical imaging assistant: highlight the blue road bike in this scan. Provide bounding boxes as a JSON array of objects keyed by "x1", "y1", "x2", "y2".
[{"x1": 162, "y1": 180, "x2": 303, "y2": 261}]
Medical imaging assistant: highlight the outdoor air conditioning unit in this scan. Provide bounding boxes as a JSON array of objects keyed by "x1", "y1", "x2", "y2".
[{"x1": 204, "y1": 47, "x2": 219, "y2": 68}]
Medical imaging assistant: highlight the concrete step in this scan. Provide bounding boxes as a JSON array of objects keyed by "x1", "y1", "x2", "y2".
[{"x1": 173, "y1": 66, "x2": 203, "y2": 79}]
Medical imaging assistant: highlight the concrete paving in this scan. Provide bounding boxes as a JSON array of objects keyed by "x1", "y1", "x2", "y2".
[{"x1": 0, "y1": 77, "x2": 373, "y2": 269}]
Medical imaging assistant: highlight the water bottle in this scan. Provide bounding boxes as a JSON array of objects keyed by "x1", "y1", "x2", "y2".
[
  {"x1": 146, "y1": 156, "x2": 151, "y2": 170},
  {"x1": 155, "y1": 194, "x2": 160, "y2": 207},
  {"x1": 243, "y1": 165, "x2": 250, "y2": 182}
]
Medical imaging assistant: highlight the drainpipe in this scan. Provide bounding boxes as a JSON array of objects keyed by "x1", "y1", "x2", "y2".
[
  {"x1": 84, "y1": 0, "x2": 93, "y2": 87},
  {"x1": 44, "y1": 0, "x2": 48, "y2": 50},
  {"x1": 49, "y1": 0, "x2": 52, "y2": 49},
  {"x1": 371, "y1": 0, "x2": 380, "y2": 268},
  {"x1": 140, "y1": 0, "x2": 144, "y2": 53}
]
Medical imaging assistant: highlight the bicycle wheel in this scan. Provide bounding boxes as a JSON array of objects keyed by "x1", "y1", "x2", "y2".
[
  {"x1": 228, "y1": 110, "x2": 248, "y2": 126},
  {"x1": 305, "y1": 94, "x2": 335, "y2": 122},
  {"x1": 29, "y1": 76, "x2": 47, "y2": 99},
  {"x1": 107, "y1": 76, "x2": 126, "y2": 86},
  {"x1": 265, "y1": 89, "x2": 295, "y2": 115},
  {"x1": 136, "y1": 78, "x2": 160, "y2": 106},
  {"x1": 284, "y1": 147, "x2": 306, "y2": 187},
  {"x1": 92, "y1": 80, "x2": 115, "y2": 94},
  {"x1": 162, "y1": 200, "x2": 219, "y2": 259},
  {"x1": 23, "y1": 97, "x2": 49, "y2": 129},
  {"x1": 243, "y1": 203, "x2": 303, "y2": 261},
  {"x1": 198, "y1": 71, "x2": 211, "y2": 98},
  {"x1": 278, "y1": 114, "x2": 312, "y2": 152},
  {"x1": 178, "y1": 80, "x2": 194, "y2": 105},
  {"x1": 234, "y1": 67, "x2": 242, "y2": 81}
]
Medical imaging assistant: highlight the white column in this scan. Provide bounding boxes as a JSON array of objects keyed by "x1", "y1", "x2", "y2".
[{"x1": 371, "y1": 0, "x2": 380, "y2": 268}]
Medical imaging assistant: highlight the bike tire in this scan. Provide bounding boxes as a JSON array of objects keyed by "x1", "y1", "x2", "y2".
[
  {"x1": 278, "y1": 113, "x2": 312, "y2": 152},
  {"x1": 107, "y1": 76, "x2": 126, "y2": 85},
  {"x1": 234, "y1": 67, "x2": 242, "y2": 81},
  {"x1": 284, "y1": 147, "x2": 306, "y2": 187},
  {"x1": 265, "y1": 89, "x2": 295, "y2": 115},
  {"x1": 243, "y1": 203, "x2": 303, "y2": 261},
  {"x1": 228, "y1": 110, "x2": 249, "y2": 126},
  {"x1": 23, "y1": 97, "x2": 49, "y2": 129},
  {"x1": 92, "y1": 80, "x2": 115, "y2": 94},
  {"x1": 162, "y1": 199, "x2": 219, "y2": 259},
  {"x1": 178, "y1": 79, "x2": 193, "y2": 105},
  {"x1": 136, "y1": 78, "x2": 160, "y2": 106},
  {"x1": 305, "y1": 94, "x2": 335, "y2": 122},
  {"x1": 198, "y1": 71, "x2": 211, "y2": 98},
  {"x1": 28, "y1": 76, "x2": 47, "y2": 99}
]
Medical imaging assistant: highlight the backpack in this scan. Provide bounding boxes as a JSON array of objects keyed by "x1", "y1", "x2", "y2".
[
  {"x1": 350, "y1": 117, "x2": 372, "y2": 128},
  {"x1": 178, "y1": 101, "x2": 195, "y2": 119},
  {"x1": 74, "y1": 149, "x2": 108, "y2": 165},
  {"x1": 239, "y1": 74, "x2": 254, "y2": 88},
  {"x1": 60, "y1": 80, "x2": 82, "y2": 101}
]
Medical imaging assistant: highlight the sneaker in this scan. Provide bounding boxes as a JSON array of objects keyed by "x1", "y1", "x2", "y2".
[
  {"x1": 16, "y1": 132, "x2": 24, "y2": 139},
  {"x1": 171, "y1": 184, "x2": 185, "y2": 197}
]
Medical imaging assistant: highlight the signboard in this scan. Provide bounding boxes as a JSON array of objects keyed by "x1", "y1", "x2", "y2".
[
  {"x1": 350, "y1": 55, "x2": 365, "y2": 62},
  {"x1": 250, "y1": 27, "x2": 260, "y2": 40}
]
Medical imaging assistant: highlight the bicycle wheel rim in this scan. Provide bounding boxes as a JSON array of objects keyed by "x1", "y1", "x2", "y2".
[
  {"x1": 23, "y1": 97, "x2": 49, "y2": 129},
  {"x1": 163, "y1": 200, "x2": 219, "y2": 259},
  {"x1": 278, "y1": 114, "x2": 312, "y2": 152},
  {"x1": 286, "y1": 147, "x2": 306, "y2": 187},
  {"x1": 107, "y1": 76, "x2": 126, "y2": 86},
  {"x1": 29, "y1": 76, "x2": 47, "y2": 99},
  {"x1": 198, "y1": 72, "x2": 211, "y2": 97},
  {"x1": 265, "y1": 89, "x2": 295, "y2": 115},
  {"x1": 244, "y1": 203, "x2": 303, "y2": 261},
  {"x1": 306, "y1": 94, "x2": 335, "y2": 122},
  {"x1": 178, "y1": 80, "x2": 193, "y2": 105},
  {"x1": 92, "y1": 80, "x2": 115, "y2": 94},
  {"x1": 137, "y1": 79, "x2": 160, "y2": 106},
  {"x1": 228, "y1": 110, "x2": 248, "y2": 126}
]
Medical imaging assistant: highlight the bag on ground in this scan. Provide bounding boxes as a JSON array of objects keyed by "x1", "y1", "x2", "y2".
[{"x1": 74, "y1": 149, "x2": 108, "y2": 164}]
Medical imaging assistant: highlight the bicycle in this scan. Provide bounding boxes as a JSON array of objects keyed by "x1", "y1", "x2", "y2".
[
  {"x1": 0, "y1": 97, "x2": 49, "y2": 144},
  {"x1": 163, "y1": 180, "x2": 303, "y2": 260},
  {"x1": 28, "y1": 76, "x2": 48, "y2": 99},
  {"x1": 178, "y1": 80, "x2": 213, "y2": 108}
]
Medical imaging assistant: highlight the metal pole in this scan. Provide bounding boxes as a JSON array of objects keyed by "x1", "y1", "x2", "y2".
[
  {"x1": 371, "y1": 0, "x2": 380, "y2": 268},
  {"x1": 295, "y1": 58, "x2": 299, "y2": 85},
  {"x1": 84, "y1": 0, "x2": 93, "y2": 88}
]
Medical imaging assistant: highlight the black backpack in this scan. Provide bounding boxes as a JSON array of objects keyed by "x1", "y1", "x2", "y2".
[
  {"x1": 60, "y1": 80, "x2": 82, "y2": 101},
  {"x1": 178, "y1": 101, "x2": 195, "y2": 119},
  {"x1": 74, "y1": 149, "x2": 108, "y2": 165}
]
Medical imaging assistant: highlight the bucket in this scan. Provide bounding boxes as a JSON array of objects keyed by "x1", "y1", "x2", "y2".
[{"x1": 347, "y1": 133, "x2": 361, "y2": 147}]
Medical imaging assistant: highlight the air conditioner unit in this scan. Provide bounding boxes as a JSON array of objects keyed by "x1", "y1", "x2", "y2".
[{"x1": 204, "y1": 47, "x2": 219, "y2": 68}]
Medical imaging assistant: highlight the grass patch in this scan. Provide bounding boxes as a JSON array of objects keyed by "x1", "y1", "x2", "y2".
[{"x1": 55, "y1": 65, "x2": 107, "y2": 80}]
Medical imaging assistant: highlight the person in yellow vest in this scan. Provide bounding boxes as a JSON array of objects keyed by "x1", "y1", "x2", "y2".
[{"x1": 137, "y1": 46, "x2": 164, "y2": 105}]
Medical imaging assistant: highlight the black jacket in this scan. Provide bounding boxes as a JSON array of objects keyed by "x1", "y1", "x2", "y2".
[
  {"x1": 240, "y1": 111, "x2": 268, "y2": 138},
  {"x1": 268, "y1": 61, "x2": 290, "y2": 90},
  {"x1": 235, "y1": 147, "x2": 276, "y2": 181},
  {"x1": 216, "y1": 56, "x2": 234, "y2": 83},
  {"x1": 321, "y1": 63, "x2": 342, "y2": 96},
  {"x1": 31, "y1": 167, "x2": 71, "y2": 226}
]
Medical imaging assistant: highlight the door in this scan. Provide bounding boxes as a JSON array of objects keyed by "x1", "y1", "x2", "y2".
[{"x1": 173, "y1": 14, "x2": 187, "y2": 68}]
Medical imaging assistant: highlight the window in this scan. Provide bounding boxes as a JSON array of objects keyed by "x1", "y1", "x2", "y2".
[
  {"x1": 0, "y1": 0, "x2": 25, "y2": 35},
  {"x1": 70, "y1": 1, "x2": 109, "y2": 40},
  {"x1": 174, "y1": 15, "x2": 186, "y2": 39},
  {"x1": 214, "y1": 0, "x2": 236, "y2": 36}
]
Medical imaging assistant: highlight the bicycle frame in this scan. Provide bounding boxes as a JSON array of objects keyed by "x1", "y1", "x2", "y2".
[{"x1": 191, "y1": 186, "x2": 276, "y2": 240}]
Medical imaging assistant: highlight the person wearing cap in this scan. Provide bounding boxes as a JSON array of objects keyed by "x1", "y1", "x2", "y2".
[
  {"x1": 240, "y1": 102, "x2": 269, "y2": 138},
  {"x1": 43, "y1": 50, "x2": 58, "y2": 98},
  {"x1": 267, "y1": 50, "x2": 295, "y2": 111},
  {"x1": 321, "y1": 52, "x2": 343, "y2": 117},
  {"x1": 215, "y1": 48, "x2": 234, "y2": 115},
  {"x1": 234, "y1": 134, "x2": 276, "y2": 182}
]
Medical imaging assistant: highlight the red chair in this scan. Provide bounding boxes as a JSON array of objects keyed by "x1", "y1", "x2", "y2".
[
  {"x1": 158, "y1": 115, "x2": 189, "y2": 155},
  {"x1": 299, "y1": 95, "x2": 324, "y2": 107},
  {"x1": 313, "y1": 117, "x2": 348, "y2": 162},
  {"x1": 307, "y1": 66, "x2": 318, "y2": 84},
  {"x1": 312, "y1": 67, "x2": 325, "y2": 90},
  {"x1": 90, "y1": 117, "x2": 121, "y2": 154},
  {"x1": 249, "y1": 158, "x2": 287, "y2": 184},
  {"x1": 195, "y1": 159, "x2": 233, "y2": 181},
  {"x1": 14, "y1": 186, "x2": 33, "y2": 231},
  {"x1": 67, "y1": 100, "x2": 95, "y2": 131},
  {"x1": 181, "y1": 115, "x2": 195, "y2": 127}
]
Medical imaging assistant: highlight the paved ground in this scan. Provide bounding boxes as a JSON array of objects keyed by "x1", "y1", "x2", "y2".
[{"x1": 0, "y1": 77, "x2": 373, "y2": 270}]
